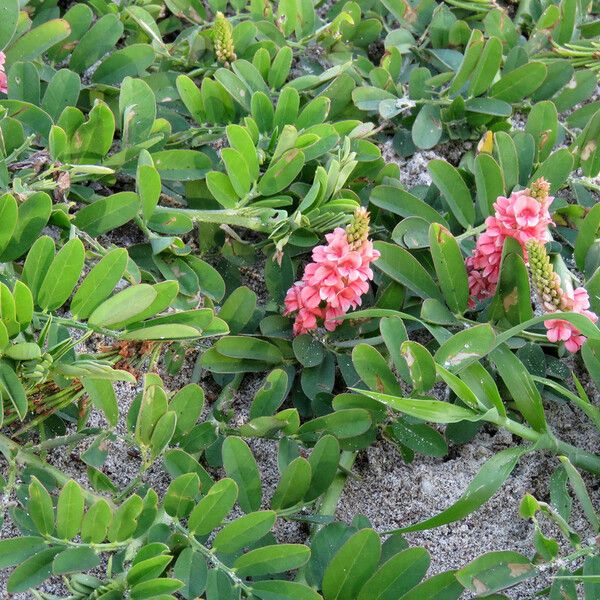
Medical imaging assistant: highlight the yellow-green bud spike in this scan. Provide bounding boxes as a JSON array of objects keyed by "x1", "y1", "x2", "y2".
[
  {"x1": 529, "y1": 177, "x2": 550, "y2": 202},
  {"x1": 526, "y1": 239, "x2": 569, "y2": 312},
  {"x1": 346, "y1": 207, "x2": 371, "y2": 249},
  {"x1": 213, "y1": 12, "x2": 236, "y2": 65}
]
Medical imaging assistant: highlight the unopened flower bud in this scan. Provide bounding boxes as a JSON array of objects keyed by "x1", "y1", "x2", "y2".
[
  {"x1": 213, "y1": 12, "x2": 236, "y2": 64},
  {"x1": 529, "y1": 177, "x2": 550, "y2": 202},
  {"x1": 346, "y1": 207, "x2": 370, "y2": 250},
  {"x1": 526, "y1": 239, "x2": 568, "y2": 311}
]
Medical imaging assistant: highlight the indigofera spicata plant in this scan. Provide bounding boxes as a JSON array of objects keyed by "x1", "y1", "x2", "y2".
[{"x1": 0, "y1": 0, "x2": 599, "y2": 598}]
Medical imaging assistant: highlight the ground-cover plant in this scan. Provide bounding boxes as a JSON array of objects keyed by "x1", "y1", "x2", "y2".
[{"x1": 0, "y1": 0, "x2": 599, "y2": 598}]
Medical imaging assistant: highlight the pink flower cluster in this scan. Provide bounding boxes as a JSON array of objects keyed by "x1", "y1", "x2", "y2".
[
  {"x1": 545, "y1": 287, "x2": 598, "y2": 353},
  {"x1": 284, "y1": 213, "x2": 380, "y2": 335},
  {"x1": 0, "y1": 52, "x2": 6, "y2": 95},
  {"x1": 467, "y1": 186, "x2": 553, "y2": 302}
]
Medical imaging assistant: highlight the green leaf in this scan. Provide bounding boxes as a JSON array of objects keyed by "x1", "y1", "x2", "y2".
[
  {"x1": 573, "y1": 107, "x2": 600, "y2": 178},
  {"x1": 88, "y1": 284, "x2": 157, "y2": 329},
  {"x1": 357, "y1": 389, "x2": 479, "y2": 424},
  {"x1": 6, "y1": 19, "x2": 71, "y2": 66},
  {"x1": 136, "y1": 376, "x2": 168, "y2": 447},
  {"x1": 215, "y1": 336, "x2": 283, "y2": 364},
  {"x1": 259, "y1": 149, "x2": 305, "y2": 196},
  {"x1": 7, "y1": 548, "x2": 62, "y2": 593},
  {"x1": 0, "y1": 192, "x2": 52, "y2": 262},
  {"x1": 250, "y1": 369, "x2": 289, "y2": 419},
  {"x1": 305, "y1": 435, "x2": 340, "y2": 501},
  {"x1": 389, "y1": 419, "x2": 448, "y2": 457},
  {"x1": 92, "y1": 44, "x2": 155, "y2": 85},
  {"x1": 222, "y1": 147, "x2": 252, "y2": 197},
  {"x1": 69, "y1": 14, "x2": 124, "y2": 73},
  {"x1": 222, "y1": 436, "x2": 262, "y2": 513},
  {"x1": 449, "y1": 29, "x2": 484, "y2": 94},
  {"x1": 490, "y1": 344, "x2": 546, "y2": 432},
  {"x1": 429, "y1": 224, "x2": 468, "y2": 313},
  {"x1": 271, "y1": 457, "x2": 312, "y2": 510},
  {"x1": 490, "y1": 62, "x2": 547, "y2": 103},
  {"x1": 411, "y1": 104, "x2": 442, "y2": 150},
  {"x1": 71, "y1": 249, "x2": 129, "y2": 320},
  {"x1": 468, "y1": 36, "x2": 502, "y2": 97},
  {"x1": 164, "y1": 473, "x2": 200, "y2": 518},
  {"x1": 120, "y1": 77, "x2": 157, "y2": 147},
  {"x1": 56, "y1": 480, "x2": 84, "y2": 540},
  {"x1": 130, "y1": 578, "x2": 183, "y2": 599},
  {"x1": 176, "y1": 74, "x2": 204, "y2": 123},
  {"x1": 297, "y1": 409, "x2": 372, "y2": 440},
  {"x1": 370, "y1": 186, "x2": 448, "y2": 227},
  {"x1": 235, "y1": 544, "x2": 310, "y2": 577},
  {"x1": 251, "y1": 580, "x2": 322, "y2": 600},
  {"x1": 170, "y1": 384, "x2": 204, "y2": 439},
  {"x1": 427, "y1": 160, "x2": 474, "y2": 227},
  {"x1": 322, "y1": 529, "x2": 381, "y2": 600},
  {"x1": 530, "y1": 148, "x2": 574, "y2": 194},
  {"x1": 173, "y1": 549, "x2": 207, "y2": 600},
  {"x1": 525, "y1": 101, "x2": 557, "y2": 162},
  {"x1": 558, "y1": 456, "x2": 599, "y2": 532},
  {"x1": 82, "y1": 379, "x2": 118, "y2": 427},
  {"x1": 150, "y1": 410, "x2": 177, "y2": 459},
  {"x1": 151, "y1": 150, "x2": 211, "y2": 181},
  {"x1": 0, "y1": 194, "x2": 17, "y2": 257},
  {"x1": 474, "y1": 153, "x2": 504, "y2": 218},
  {"x1": 81, "y1": 499, "x2": 112, "y2": 544},
  {"x1": 0, "y1": 0, "x2": 18, "y2": 51},
  {"x1": 37, "y1": 238, "x2": 84, "y2": 312},
  {"x1": 401, "y1": 341, "x2": 436, "y2": 393},
  {"x1": 352, "y1": 343, "x2": 402, "y2": 394},
  {"x1": 226, "y1": 124, "x2": 259, "y2": 181},
  {"x1": 41, "y1": 69, "x2": 81, "y2": 121},
  {"x1": 127, "y1": 555, "x2": 172, "y2": 586},
  {"x1": 28, "y1": 477, "x2": 54, "y2": 536},
  {"x1": 373, "y1": 242, "x2": 442, "y2": 301},
  {"x1": 74, "y1": 192, "x2": 140, "y2": 237},
  {"x1": 456, "y1": 551, "x2": 537, "y2": 596},
  {"x1": 0, "y1": 537, "x2": 46, "y2": 569},
  {"x1": 489, "y1": 238, "x2": 533, "y2": 326},
  {"x1": 212, "y1": 510, "x2": 276, "y2": 554},
  {"x1": 357, "y1": 547, "x2": 430, "y2": 600},
  {"x1": 397, "y1": 570, "x2": 463, "y2": 600},
  {"x1": 435, "y1": 324, "x2": 496, "y2": 371},
  {"x1": 380, "y1": 317, "x2": 410, "y2": 384},
  {"x1": 107, "y1": 494, "x2": 144, "y2": 542},
  {"x1": 188, "y1": 478, "x2": 238, "y2": 536},
  {"x1": 292, "y1": 335, "x2": 324, "y2": 368},
  {"x1": 0, "y1": 360, "x2": 27, "y2": 419},
  {"x1": 53, "y1": 547, "x2": 101, "y2": 575}
]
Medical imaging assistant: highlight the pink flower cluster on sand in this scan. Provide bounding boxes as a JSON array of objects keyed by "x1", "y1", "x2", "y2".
[
  {"x1": 545, "y1": 287, "x2": 598, "y2": 353},
  {"x1": 467, "y1": 183, "x2": 553, "y2": 302},
  {"x1": 468, "y1": 178, "x2": 597, "y2": 352},
  {"x1": 284, "y1": 208, "x2": 380, "y2": 335},
  {"x1": 0, "y1": 52, "x2": 7, "y2": 95}
]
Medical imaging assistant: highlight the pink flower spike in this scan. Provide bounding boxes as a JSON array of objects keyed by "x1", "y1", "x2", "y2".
[{"x1": 283, "y1": 208, "x2": 379, "y2": 335}]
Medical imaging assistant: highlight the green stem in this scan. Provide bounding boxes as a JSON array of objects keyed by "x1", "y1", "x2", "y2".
[
  {"x1": 173, "y1": 521, "x2": 254, "y2": 595},
  {"x1": 152, "y1": 207, "x2": 281, "y2": 233},
  {"x1": 27, "y1": 430, "x2": 102, "y2": 452},
  {"x1": 484, "y1": 415, "x2": 600, "y2": 475},
  {"x1": 34, "y1": 313, "x2": 117, "y2": 338}
]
